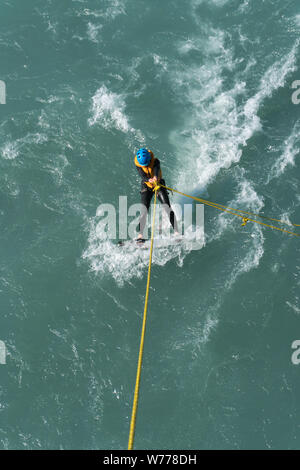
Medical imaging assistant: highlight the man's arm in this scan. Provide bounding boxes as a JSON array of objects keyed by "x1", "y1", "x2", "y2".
[
  {"x1": 136, "y1": 159, "x2": 161, "y2": 183},
  {"x1": 136, "y1": 166, "x2": 149, "y2": 182},
  {"x1": 153, "y1": 159, "x2": 160, "y2": 178}
]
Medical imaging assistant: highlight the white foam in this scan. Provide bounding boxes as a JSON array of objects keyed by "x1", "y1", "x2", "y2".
[
  {"x1": 152, "y1": 54, "x2": 168, "y2": 72},
  {"x1": 210, "y1": 172, "x2": 265, "y2": 287},
  {"x1": 294, "y1": 15, "x2": 300, "y2": 27},
  {"x1": 36, "y1": 95, "x2": 60, "y2": 104},
  {"x1": 172, "y1": 313, "x2": 219, "y2": 353},
  {"x1": 244, "y1": 40, "x2": 299, "y2": 119},
  {"x1": 46, "y1": 154, "x2": 70, "y2": 186},
  {"x1": 238, "y1": 0, "x2": 250, "y2": 13},
  {"x1": 82, "y1": 215, "x2": 204, "y2": 286},
  {"x1": 38, "y1": 110, "x2": 50, "y2": 129},
  {"x1": 193, "y1": 0, "x2": 229, "y2": 7},
  {"x1": 268, "y1": 120, "x2": 300, "y2": 182},
  {"x1": 79, "y1": 0, "x2": 126, "y2": 20},
  {"x1": 286, "y1": 300, "x2": 300, "y2": 315},
  {"x1": 88, "y1": 85, "x2": 133, "y2": 132},
  {"x1": 225, "y1": 222, "x2": 264, "y2": 291},
  {"x1": 178, "y1": 28, "x2": 225, "y2": 56},
  {"x1": 104, "y1": 0, "x2": 126, "y2": 19},
  {"x1": 1, "y1": 133, "x2": 48, "y2": 160},
  {"x1": 214, "y1": 173, "x2": 264, "y2": 238},
  {"x1": 170, "y1": 37, "x2": 299, "y2": 193},
  {"x1": 87, "y1": 22, "x2": 103, "y2": 43},
  {"x1": 1, "y1": 141, "x2": 19, "y2": 160}
]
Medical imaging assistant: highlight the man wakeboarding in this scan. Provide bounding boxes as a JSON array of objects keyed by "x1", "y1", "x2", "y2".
[{"x1": 134, "y1": 148, "x2": 179, "y2": 242}]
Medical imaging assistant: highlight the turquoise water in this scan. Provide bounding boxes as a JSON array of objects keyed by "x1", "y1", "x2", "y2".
[{"x1": 0, "y1": 0, "x2": 300, "y2": 450}]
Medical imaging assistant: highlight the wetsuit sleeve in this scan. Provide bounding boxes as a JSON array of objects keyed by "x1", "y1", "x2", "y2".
[
  {"x1": 153, "y1": 159, "x2": 160, "y2": 178},
  {"x1": 136, "y1": 165, "x2": 149, "y2": 182}
]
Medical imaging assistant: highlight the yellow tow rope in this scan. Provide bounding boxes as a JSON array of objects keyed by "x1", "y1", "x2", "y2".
[
  {"x1": 128, "y1": 185, "x2": 160, "y2": 450},
  {"x1": 160, "y1": 184, "x2": 300, "y2": 238},
  {"x1": 128, "y1": 182, "x2": 300, "y2": 449}
]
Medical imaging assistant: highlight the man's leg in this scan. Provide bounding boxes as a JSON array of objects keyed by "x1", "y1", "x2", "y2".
[
  {"x1": 138, "y1": 188, "x2": 153, "y2": 239},
  {"x1": 157, "y1": 187, "x2": 179, "y2": 233}
]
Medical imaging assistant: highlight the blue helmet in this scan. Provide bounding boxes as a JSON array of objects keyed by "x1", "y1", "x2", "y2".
[{"x1": 136, "y1": 148, "x2": 152, "y2": 166}]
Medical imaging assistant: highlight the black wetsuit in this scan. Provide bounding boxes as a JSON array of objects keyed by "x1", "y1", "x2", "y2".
[{"x1": 136, "y1": 158, "x2": 178, "y2": 235}]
